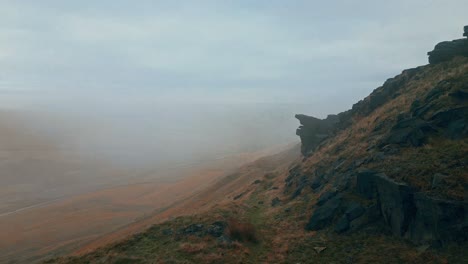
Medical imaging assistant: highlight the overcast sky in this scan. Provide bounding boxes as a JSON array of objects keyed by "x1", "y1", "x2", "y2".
[{"x1": 0, "y1": 0, "x2": 467, "y2": 113}]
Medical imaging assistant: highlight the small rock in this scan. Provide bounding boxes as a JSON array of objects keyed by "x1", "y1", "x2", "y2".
[
  {"x1": 313, "y1": 247, "x2": 327, "y2": 253},
  {"x1": 432, "y1": 173, "x2": 448, "y2": 189},
  {"x1": 271, "y1": 197, "x2": 281, "y2": 207},
  {"x1": 416, "y1": 244, "x2": 430, "y2": 253}
]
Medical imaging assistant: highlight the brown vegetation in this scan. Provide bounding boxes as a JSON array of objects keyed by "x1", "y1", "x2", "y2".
[{"x1": 226, "y1": 218, "x2": 258, "y2": 243}]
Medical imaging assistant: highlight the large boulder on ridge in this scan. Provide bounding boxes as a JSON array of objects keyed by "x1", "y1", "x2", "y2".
[
  {"x1": 428, "y1": 26, "x2": 468, "y2": 64},
  {"x1": 295, "y1": 114, "x2": 339, "y2": 155}
]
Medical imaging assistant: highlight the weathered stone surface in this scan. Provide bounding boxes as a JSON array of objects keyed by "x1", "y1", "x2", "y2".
[
  {"x1": 355, "y1": 170, "x2": 468, "y2": 245},
  {"x1": 431, "y1": 173, "x2": 448, "y2": 189},
  {"x1": 428, "y1": 37, "x2": 468, "y2": 64},
  {"x1": 373, "y1": 173, "x2": 416, "y2": 237},
  {"x1": 306, "y1": 195, "x2": 342, "y2": 231},
  {"x1": 334, "y1": 215, "x2": 350, "y2": 233},
  {"x1": 381, "y1": 117, "x2": 434, "y2": 147},
  {"x1": 429, "y1": 107, "x2": 468, "y2": 139},
  {"x1": 295, "y1": 114, "x2": 339, "y2": 155},
  {"x1": 317, "y1": 188, "x2": 338, "y2": 206},
  {"x1": 409, "y1": 194, "x2": 468, "y2": 245}
]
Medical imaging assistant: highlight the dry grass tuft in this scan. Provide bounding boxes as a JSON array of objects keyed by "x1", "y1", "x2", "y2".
[{"x1": 226, "y1": 218, "x2": 258, "y2": 243}]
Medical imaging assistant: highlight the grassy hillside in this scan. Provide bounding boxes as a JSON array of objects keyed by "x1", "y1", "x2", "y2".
[{"x1": 47, "y1": 57, "x2": 468, "y2": 264}]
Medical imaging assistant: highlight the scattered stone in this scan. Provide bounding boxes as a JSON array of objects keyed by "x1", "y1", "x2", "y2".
[
  {"x1": 181, "y1": 224, "x2": 204, "y2": 236},
  {"x1": 217, "y1": 235, "x2": 232, "y2": 245},
  {"x1": 271, "y1": 197, "x2": 281, "y2": 207},
  {"x1": 233, "y1": 192, "x2": 246, "y2": 200},
  {"x1": 206, "y1": 221, "x2": 226, "y2": 237}
]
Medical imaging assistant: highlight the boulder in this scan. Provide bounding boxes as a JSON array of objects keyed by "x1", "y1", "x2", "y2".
[
  {"x1": 295, "y1": 114, "x2": 339, "y2": 155},
  {"x1": 429, "y1": 107, "x2": 468, "y2": 139},
  {"x1": 409, "y1": 194, "x2": 468, "y2": 245},
  {"x1": 306, "y1": 195, "x2": 342, "y2": 231},
  {"x1": 431, "y1": 173, "x2": 448, "y2": 189},
  {"x1": 356, "y1": 170, "x2": 468, "y2": 245},
  {"x1": 428, "y1": 38, "x2": 468, "y2": 64}
]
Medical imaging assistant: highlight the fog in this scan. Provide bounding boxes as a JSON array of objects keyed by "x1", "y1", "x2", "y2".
[
  {"x1": 3, "y1": 97, "x2": 309, "y2": 168},
  {"x1": 1, "y1": 0, "x2": 467, "y2": 226},
  {"x1": 0, "y1": 93, "x2": 317, "y2": 215}
]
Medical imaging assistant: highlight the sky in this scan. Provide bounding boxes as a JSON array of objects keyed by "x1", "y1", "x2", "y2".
[{"x1": 1, "y1": 0, "x2": 467, "y2": 114}]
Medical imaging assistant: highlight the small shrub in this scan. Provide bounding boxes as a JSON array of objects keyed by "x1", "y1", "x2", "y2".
[{"x1": 226, "y1": 218, "x2": 258, "y2": 243}]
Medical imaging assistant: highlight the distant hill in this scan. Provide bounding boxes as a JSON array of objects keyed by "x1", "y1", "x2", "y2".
[{"x1": 49, "y1": 27, "x2": 468, "y2": 264}]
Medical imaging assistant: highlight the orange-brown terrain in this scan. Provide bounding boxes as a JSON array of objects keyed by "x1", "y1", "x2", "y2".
[{"x1": 0, "y1": 110, "x2": 293, "y2": 263}]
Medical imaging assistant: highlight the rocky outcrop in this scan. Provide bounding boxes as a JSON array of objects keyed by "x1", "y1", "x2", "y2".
[
  {"x1": 298, "y1": 27, "x2": 468, "y2": 248},
  {"x1": 356, "y1": 170, "x2": 468, "y2": 245},
  {"x1": 379, "y1": 75, "x2": 468, "y2": 147},
  {"x1": 428, "y1": 26, "x2": 468, "y2": 64},
  {"x1": 305, "y1": 169, "x2": 468, "y2": 246},
  {"x1": 295, "y1": 66, "x2": 423, "y2": 154},
  {"x1": 295, "y1": 114, "x2": 339, "y2": 155}
]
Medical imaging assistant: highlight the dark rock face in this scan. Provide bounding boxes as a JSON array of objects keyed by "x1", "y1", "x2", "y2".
[
  {"x1": 295, "y1": 114, "x2": 339, "y2": 155},
  {"x1": 428, "y1": 26, "x2": 468, "y2": 64},
  {"x1": 428, "y1": 39, "x2": 468, "y2": 64},
  {"x1": 410, "y1": 194, "x2": 468, "y2": 245},
  {"x1": 334, "y1": 202, "x2": 365, "y2": 234},
  {"x1": 317, "y1": 189, "x2": 338, "y2": 206},
  {"x1": 381, "y1": 117, "x2": 434, "y2": 147},
  {"x1": 356, "y1": 170, "x2": 468, "y2": 245},
  {"x1": 380, "y1": 77, "x2": 468, "y2": 148},
  {"x1": 430, "y1": 107, "x2": 468, "y2": 140},
  {"x1": 306, "y1": 195, "x2": 342, "y2": 231}
]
